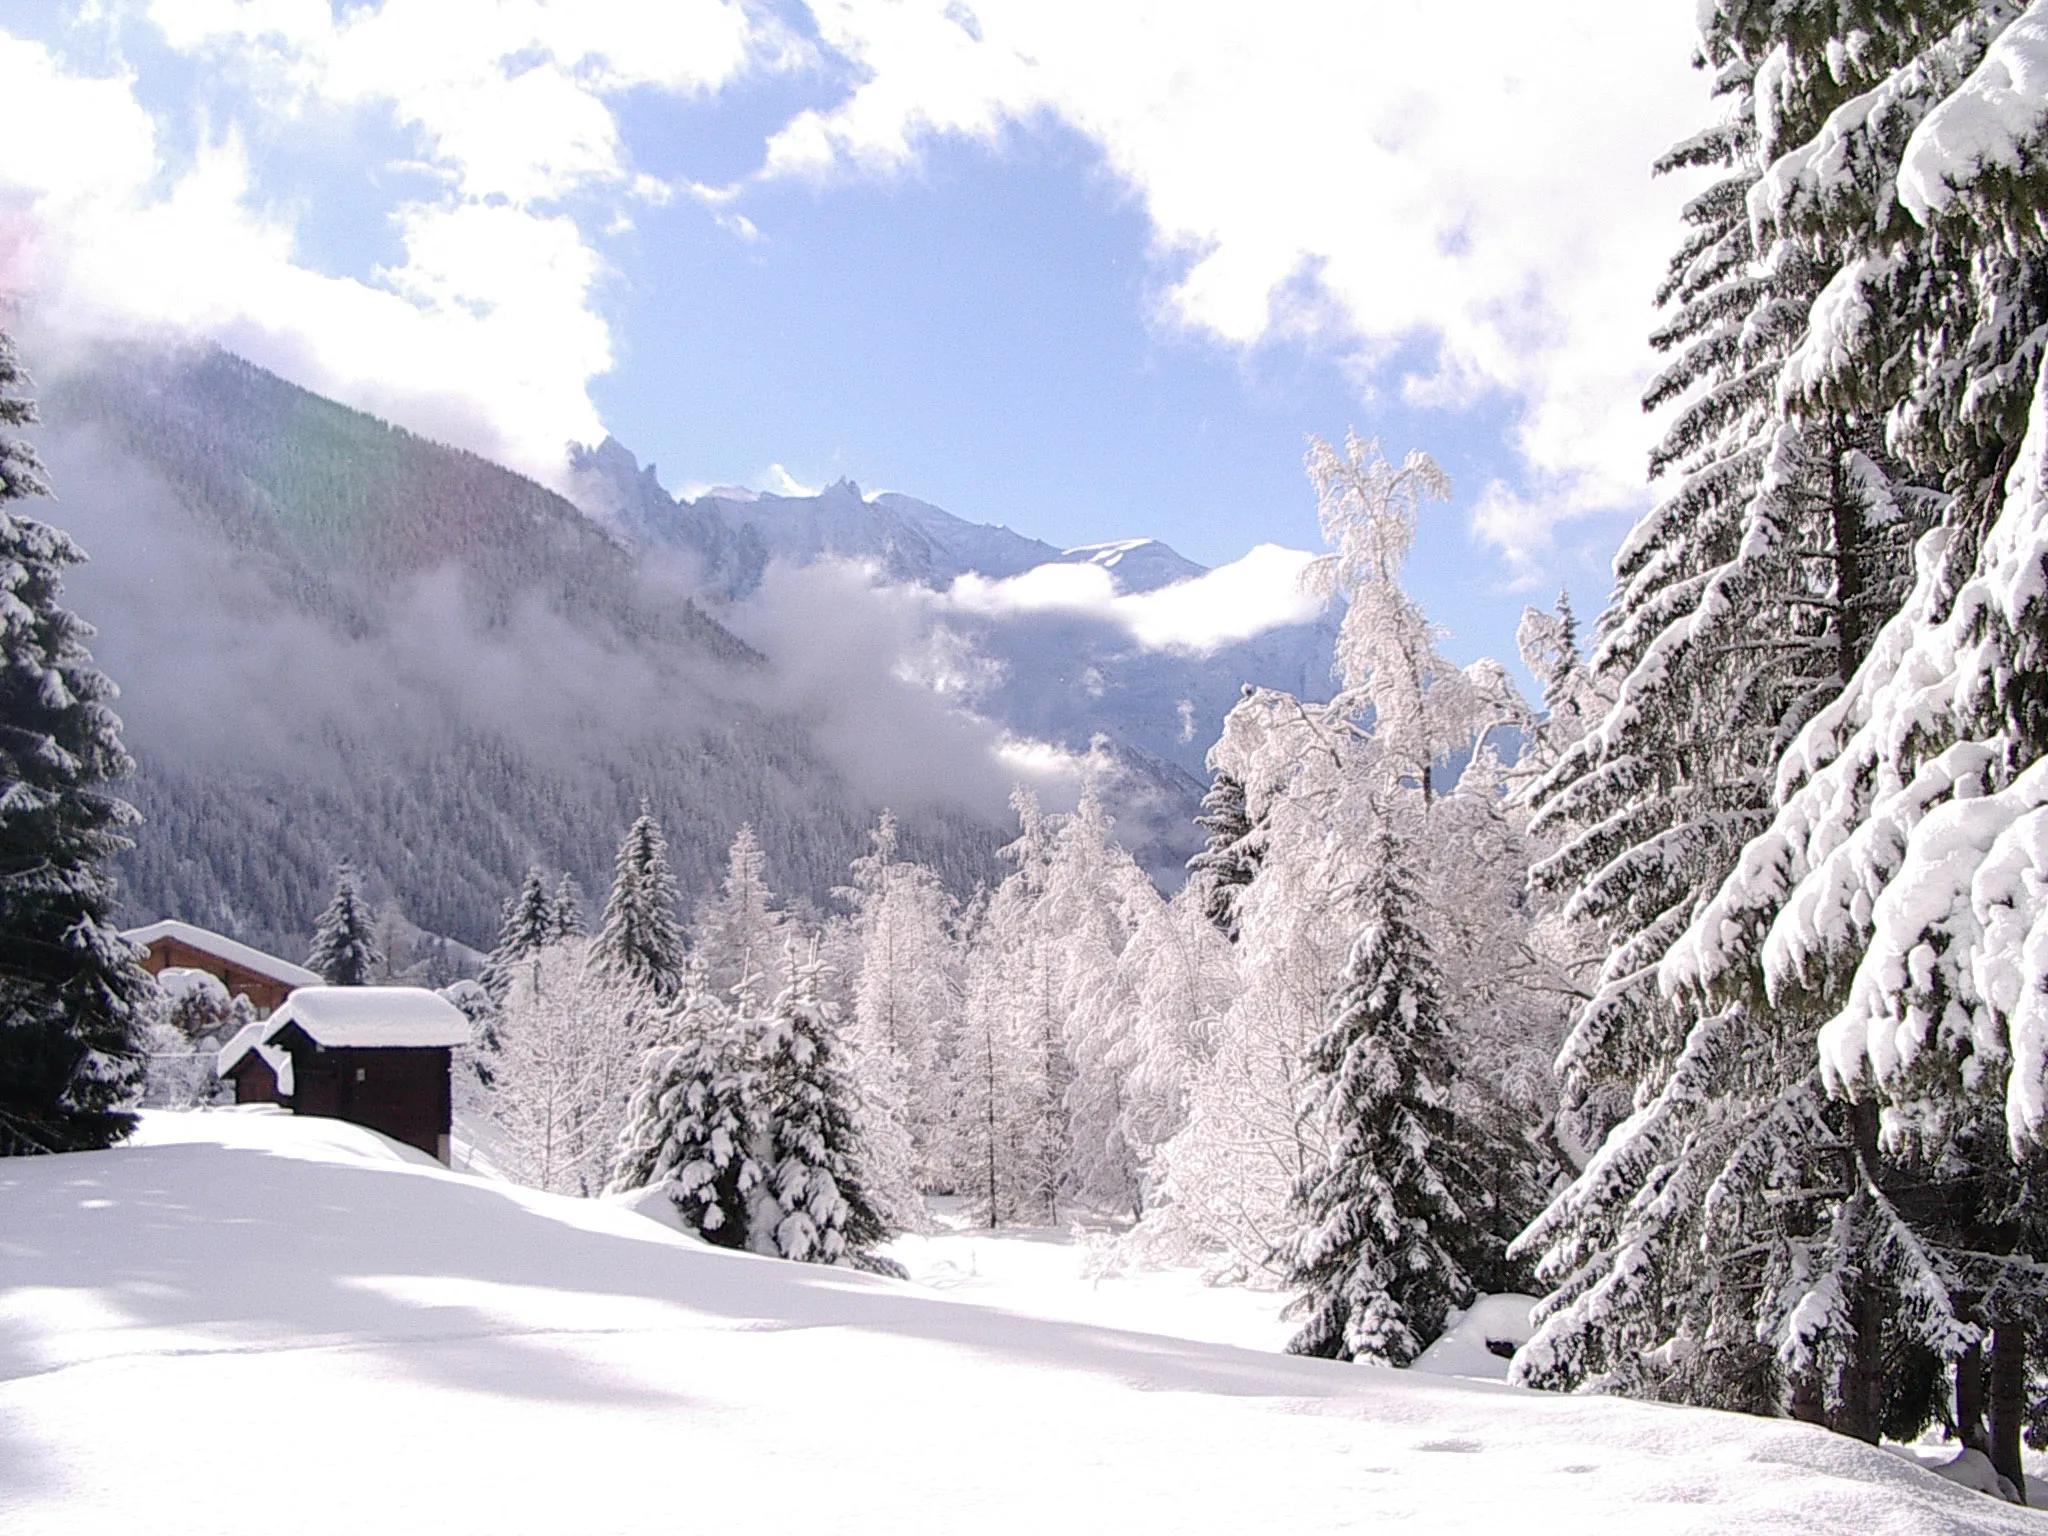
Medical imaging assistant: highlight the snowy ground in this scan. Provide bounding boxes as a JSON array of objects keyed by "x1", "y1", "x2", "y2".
[
  {"x1": 2, "y1": 1110, "x2": 2042, "y2": 1535},
  {"x1": 881, "y1": 1199, "x2": 1298, "y2": 1353}
]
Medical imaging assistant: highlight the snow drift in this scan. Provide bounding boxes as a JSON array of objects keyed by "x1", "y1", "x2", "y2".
[{"x1": 0, "y1": 1110, "x2": 2036, "y2": 1535}]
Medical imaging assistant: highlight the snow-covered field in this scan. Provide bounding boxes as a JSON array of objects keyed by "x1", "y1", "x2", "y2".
[
  {"x1": 880, "y1": 1201, "x2": 1298, "y2": 1353},
  {"x1": 1, "y1": 1110, "x2": 2040, "y2": 1535}
]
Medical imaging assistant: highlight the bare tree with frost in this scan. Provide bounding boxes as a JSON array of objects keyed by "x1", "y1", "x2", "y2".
[{"x1": 693, "y1": 823, "x2": 788, "y2": 1013}]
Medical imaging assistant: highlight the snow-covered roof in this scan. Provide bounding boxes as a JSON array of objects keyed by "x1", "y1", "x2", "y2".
[
  {"x1": 258, "y1": 1045, "x2": 294, "y2": 1096},
  {"x1": 123, "y1": 920, "x2": 323, "y2": 989},
  {"x1": 217, "y1": 1020, "x2": 271, "y2": 1077},
  {"x1": 215, "y1": 1023, "x2": 296, "y2": 1093},
  {"x1": 264, "y1": 986, "x2": 472, "y2": 1050}
]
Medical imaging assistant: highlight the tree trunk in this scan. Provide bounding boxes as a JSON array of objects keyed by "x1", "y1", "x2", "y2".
[
  {"x1": 1990, "y1": 1318, "x2": 2028, "y2": 1504},
  {"x1": 1833, "y1": 1100, "x2": 1888, "y2": 1443},
  {"x1": 985, "y1": 1035, "x2": 1000, "y2": 1230},
  {"x1": 1956, "y1": 1336, "x2": 1989, "y2": 1457},
  {"x1": 1786, "y1": 1369, "x2": 1827, "y2": 1426}
]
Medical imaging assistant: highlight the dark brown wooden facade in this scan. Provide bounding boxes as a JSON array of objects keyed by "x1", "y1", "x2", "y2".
[
  {"x1": 267, "y1": 1024, "x2": 454, "y2": 1163},
  {"x1": 225, "y1": 1051, "x2": 285, "y2": 1105},
  {"x1": 137, "y1": 934, "x2": 297, "y2": 1016}
]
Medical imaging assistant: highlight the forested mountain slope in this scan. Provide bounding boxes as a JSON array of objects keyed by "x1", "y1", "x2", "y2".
[{"x1": 30, "y1": 340, "x2": 1003, "y2": 958}]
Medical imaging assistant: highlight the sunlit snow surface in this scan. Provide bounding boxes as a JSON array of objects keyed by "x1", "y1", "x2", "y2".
[
  {"x1": 881, "y1": 1202, "x2": 1296, "y2": 1353},
  {"x1": 1, "y1": 1111, "x2": 2040, "y2": 1535}
]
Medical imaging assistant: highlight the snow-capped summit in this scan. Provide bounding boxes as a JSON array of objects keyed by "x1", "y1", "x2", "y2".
[
  {"x1": 571, "y1": 439, "x2": 1210, "y2": 597},
  {"x1": 1054, "y1": 538, "x2": 1207, "y2": 593},
  {"x1": 562, "y1": 436, "x2": 1338, "y2": 882}
]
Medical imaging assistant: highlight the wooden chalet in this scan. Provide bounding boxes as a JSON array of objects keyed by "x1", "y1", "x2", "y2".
[
  {"x1": 124, "y1": 919, "x2": 321, "y2": 1018},
  {"x1": 217, "y1": 987, "x2": 472, "y2": 1163}
]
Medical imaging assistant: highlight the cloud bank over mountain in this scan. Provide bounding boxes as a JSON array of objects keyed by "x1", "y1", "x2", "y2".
[{"x1": 0, "y1": 1, "x2": 1710, "y2": 582}]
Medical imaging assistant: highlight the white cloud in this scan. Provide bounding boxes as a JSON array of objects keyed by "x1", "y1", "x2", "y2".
[
  {"x1": 947, "y1": 542, "x2": 1322, "y2": 654},
  {"x1": 0, "y1": 3, "x2": 766, "y2": 483},
  {"x1": 763, "y1": 463, "x2": 824, "y2": 497},
  {"x1": 151, "y1": 0, "x2": 763, "y2": 206},
  {"x1": 761, "y1": 0, "x2": 1715, "y2": 559},
  {"x1": 1, "y1": 0, "x2": 1715, "y2": 547}
]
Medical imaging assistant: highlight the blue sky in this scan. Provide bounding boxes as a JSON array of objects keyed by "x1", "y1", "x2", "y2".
[{"x1": 0, "y1": 0, "x2": 1713, "y2": 675}]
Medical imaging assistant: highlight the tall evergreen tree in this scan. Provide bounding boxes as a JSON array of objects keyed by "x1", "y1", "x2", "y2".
[
  {"x1": 0, "y1": 329, "x2": 152, "y2": 1155},
  {"x1": 1186, "y1": 769, "x2": 1261, "y2": 941},
  {"x1": 750, "y1": 951, "x2": 891, "y2": 1267},
  {"x1": 481, "y1": 866, "x2": 554, "y2": 1003},
  {"x1": 609, "y1": 978, "x2": 762, "y2": 1248},
  {"x1": 592, "y1": 811, "x2": 686, "y2": 1004},
  {"x1": 306, "y1": 864, "x2": 381, "y2": 987},
  {"x1": 1283, "y1": 825, "x2": 1480, "y2": 1366},
  {"x1": 1511, "y1": 3, "x2": 1938, "y2": 1427},
  {"x1": 550, "y1": 873, "x2": 586, "y2": 941},
  {"x1": 1650, "y1": 4, "x2": 2048, "y2": 1480},
  {"x1": 1512, "y1": 593, "x2": 1605, "y2": 781}
]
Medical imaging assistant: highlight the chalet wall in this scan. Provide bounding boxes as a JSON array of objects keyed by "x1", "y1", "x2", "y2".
[
  {"x1": 227, "y1": 1055, "x2": 282, "y2": 1105},
  {"x1": 276, "y1": 1033, "x2": 452, "y2": 1161},
  {"x1": 138, "y1": 937, "x2": 295, "y2": 1016}
]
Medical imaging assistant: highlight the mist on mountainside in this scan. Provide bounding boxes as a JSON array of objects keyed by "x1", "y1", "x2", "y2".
[
  {"x1": 28, "y1": 341, "x2": 1012, "y2": 955},
  {"x1": 22, "y1": 336, "x2": 1337, "y2": 956}
]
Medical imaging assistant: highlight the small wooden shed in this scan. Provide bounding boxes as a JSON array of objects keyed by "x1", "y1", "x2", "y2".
[
  {"x1": 124, "y1": 919, "x2": 321, "y2": 1017},
  {"x1": 216, "y1": 1019, "x2": 294, "y2": 1104},
  {"x1": 217, "y1": 987, "x2": 472, "y2": 1162}
]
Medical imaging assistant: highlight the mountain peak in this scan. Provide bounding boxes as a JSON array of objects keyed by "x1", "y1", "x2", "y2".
[{"x1": 1052, "y1": 537, "x2": 1207, "y2": 594}]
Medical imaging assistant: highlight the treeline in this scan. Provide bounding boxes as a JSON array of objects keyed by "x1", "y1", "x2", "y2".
[{"x1": 115, "y1": 727, "x2": 1003, "y2": 958}]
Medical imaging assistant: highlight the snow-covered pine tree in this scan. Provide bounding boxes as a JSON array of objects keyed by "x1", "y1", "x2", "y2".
[
  {"x1": 1284, "y1": 821, "x2": 1478, "y2": 1366},
  {"x1": 306, "y1": 864, "x2": 381, "y2": 986},
  {"x1": 1512, "y1": 594, "x2": 1606, "y2": 783},
  {"x1": 694, "y1": 823, "x2": 787, "y2": 1012},
  {"x1": 0, "y1": 329, "x2": 154, "y2": 1153},
  {"x1": 1512, "y1": 5, "x2": 1942, "y2": 1425},
  {"x1": 575, "y1": 813, "x2": 688, "y2": 1188},
  {"x1": 1186, "y1": 769, "x2": 1261, "y2": 941},
  {"x1": 592, "y1": 811, "x2": 686, "y2": 1005},
  {"x1": 481, "y1": 866, "x2": 555, "y2": 1003},
  {"x1": 750, "y1": 949, "x2": 892, "y2": 1268},
  {"x1": 550, "y1": 873, "x2": 586, "y2": 940},
  {"x1": 608, "y1": 975, "x2": 763, "y2": 1248},
  {"x1": 1651, "y1": 0, "x2": 2048, "y2": 1478}
]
